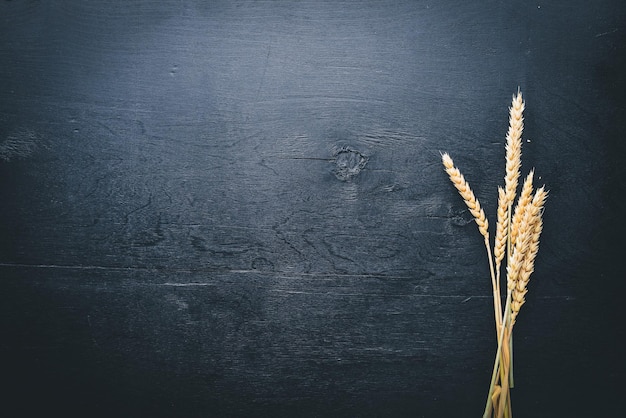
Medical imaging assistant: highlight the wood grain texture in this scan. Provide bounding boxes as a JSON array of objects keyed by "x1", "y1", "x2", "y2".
[{"x1": 1, "y1": 0, "x2": 624, "y2": 416}]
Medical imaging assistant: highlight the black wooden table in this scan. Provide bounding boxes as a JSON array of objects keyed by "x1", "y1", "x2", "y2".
[{"x1": 1, "y1": 1, "x2": 624, "y2": 417}]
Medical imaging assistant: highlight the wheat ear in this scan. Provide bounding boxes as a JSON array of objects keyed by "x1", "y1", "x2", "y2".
[
  {"x1": 511, "y1": 217, "x2": 543, "y2": 324},
  {"x1": 496, "y1": 89, "x2": 526, "y2": 269},
  {"x1": 510, "y1": 188, "x2": 547, "y2": 325},
  {"x1": 506, "y1": 187, "x2": 547, "y2": 298},
  {"x1": 502, "y1": 91, "x2": 524, "y2": 294},
  {"x1": 504, "y1": 91, "x2": 524, "y2": 204},
  {"x1": 441, "y1": 153, "x2": 489, "y2": 238}
]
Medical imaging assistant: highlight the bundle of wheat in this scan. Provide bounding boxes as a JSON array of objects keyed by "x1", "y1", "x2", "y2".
[{"x1": 441, "y1": 90, "x2": 547, "y2": 418}]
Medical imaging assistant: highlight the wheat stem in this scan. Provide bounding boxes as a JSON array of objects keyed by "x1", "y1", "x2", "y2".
[
  {"x1": 484, "y1": 237, "x2": 500, "y2": 333},
  {"x1": 483, "y1": 296, "x2": 512, "y2": 418},
  {"x1": 444, "y1": 89, "x2": 546, "y2": 418}
]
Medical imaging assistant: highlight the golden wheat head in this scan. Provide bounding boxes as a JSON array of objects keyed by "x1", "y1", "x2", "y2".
[
  {"x1": 504, "y1": 91, "x2": 524, "y2": 204},
  {"x1": 441, "y1": 152, "x2": 489, "y2": 239}
]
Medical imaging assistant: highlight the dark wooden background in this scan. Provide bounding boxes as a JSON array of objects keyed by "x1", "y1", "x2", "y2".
[{"x1": 1, "y1": 1, "x2": 624, "y2": 416}]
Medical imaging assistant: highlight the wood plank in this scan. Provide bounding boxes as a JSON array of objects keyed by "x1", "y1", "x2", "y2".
[
  {"x1": 2, "y1": 265, "x2": 580, "y2": 417},
  {"x1": 1, "y1": 0, "x2": 624, "y2": 416}
]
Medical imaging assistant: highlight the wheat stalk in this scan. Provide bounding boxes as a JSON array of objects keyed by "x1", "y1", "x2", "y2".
[
  {"x1": 497, "y1": 91, "x2": 524, "y2": 272},
  {"x1": 441, "y1": 89, "x2": 548, "y2": 418}
]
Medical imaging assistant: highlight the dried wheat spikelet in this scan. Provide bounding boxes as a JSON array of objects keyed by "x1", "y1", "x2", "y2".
[{"x1": 441, "y1": 152, "x2": 489, "y2": 239}]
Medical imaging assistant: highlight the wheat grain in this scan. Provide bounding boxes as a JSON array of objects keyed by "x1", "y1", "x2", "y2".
[{"x1": 441, "y1": 152, "x2": 489, "y2": 239}]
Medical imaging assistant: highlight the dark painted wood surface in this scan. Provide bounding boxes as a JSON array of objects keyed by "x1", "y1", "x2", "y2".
[{"x1": 1, "y1": 1, "x2": 624, "y2": 416}]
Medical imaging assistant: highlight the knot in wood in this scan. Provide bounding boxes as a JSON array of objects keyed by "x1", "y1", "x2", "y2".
[{"x1": 332, "y1": 146, "x2": 367, "y2": 181}]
